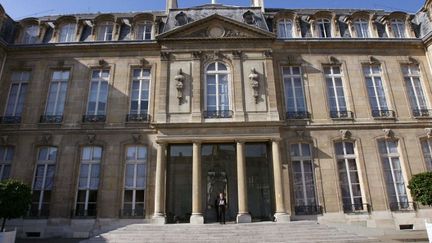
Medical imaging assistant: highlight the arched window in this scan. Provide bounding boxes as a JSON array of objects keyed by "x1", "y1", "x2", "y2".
[
  {"x1": 22, "y1": 25, "x2": 39, "y2": 44},
  {"x1": 59, "y1": 23, "x2": 76, "y2": 42},
  {"x1": 278, "y1": 19, "x2": 293, "y2": 38},
  {"x1": 353, "y1": 18, "x2": 369, "y2": 38},
  {"x1": 96, "y1": 21, "x2": 114, "y2": 41},
  {"x1": 316, "y1": 18, "x2": 331, "y2": 38},
  {"x1": 391, "y1": 19, "x2": 405, "y2": 38},
  {"x1": 205, "y1": 62, "x2": 231, "y2": 118},
  {"x1": 135, "y1": 21, "x2": 153, "y2": 40}
]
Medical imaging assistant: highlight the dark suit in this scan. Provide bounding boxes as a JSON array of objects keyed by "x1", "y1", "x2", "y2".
[{"x1": 218, "y1": 198, "x2": 227, "y2": 224}]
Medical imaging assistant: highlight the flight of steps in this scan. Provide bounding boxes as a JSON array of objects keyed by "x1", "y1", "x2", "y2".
[{"x1": 80, "y1": 221, "x2": 378, "y2": 243}]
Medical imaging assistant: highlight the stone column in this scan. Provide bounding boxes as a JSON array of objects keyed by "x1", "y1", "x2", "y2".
[
  {"x1": 272, "y1": 139, "x2": 290, "y2": 222},
  {"x1": 236, "y1": 141, "x2": 251, "y2": 223},
  {"x1": 190, "y1": 141, "x2": 204, "y2": 224},
  {"x1": 152, "y1": 141, "x2": 167, "y2": 224}
]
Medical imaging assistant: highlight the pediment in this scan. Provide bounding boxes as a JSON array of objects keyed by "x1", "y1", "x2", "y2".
[{"x1": 157, "y1": 14, "x2": 275, "y2": 40}]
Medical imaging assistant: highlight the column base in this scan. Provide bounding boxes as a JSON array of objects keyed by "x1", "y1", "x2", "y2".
[
  {"x1": 151, "y1": 214, "x2": 166, "y2": 224},
  {"x1": 274, "y1": 213, "x2": 291, "y2": 223},
  {"x1": 236, "y1": 213, "x2": 252, "y2": 223},
  {"x1": 190, "y1": 214, "x2": 204, "y2": 224}
]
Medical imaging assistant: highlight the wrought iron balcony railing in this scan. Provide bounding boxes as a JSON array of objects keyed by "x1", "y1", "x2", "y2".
[
  {"x1": 0, "y1": 116, "x2": 21, "y2": 124},
  {"x1": 73, "y1": 207, "x2": 97, "y2": 217},
  {"x1": 126, "y1": 113, "x2": 150, "y2": 122},
  {"x1": 203, "y1": 110, "x2": 233, "y2": 119},
  {"x1": 330, "y1": 110, "x2": 354, "y2": 119},
  {"x1": 286, "y1": 111, "x2": 311, "y2": 120},
  {"x1": 40, "y1": 115, "x2": 63, "y2": 123},
  {"x1": 413, "y1": 109, "x2": 432, "y2": 118},
  {"x1": 294, "y1": 205, "x2": 323, "y2": 215},
  {"x1": 372, "y1": 110, "x2": 395, "y2": 119},
  {"x1": 343, "y1": 203, "x2": 370, "y2": 214},
  {"x1": 82, "y1": 115, "x2": 106, "y2": 123},
  {"x1": 389, "y1": 201, "x2": 415, "y2": 212},
  {"x1": 120, "y1": 208, "x2": 145, "y2": 217}
]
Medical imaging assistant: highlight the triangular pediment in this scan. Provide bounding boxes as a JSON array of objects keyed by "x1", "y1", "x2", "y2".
[{"x1": 157, "y1": 14, "x2": 275, "y2": 40}]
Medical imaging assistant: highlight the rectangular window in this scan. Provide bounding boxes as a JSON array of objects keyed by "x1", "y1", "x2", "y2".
[
  {"x1": 76, "y1": 146, "x2": 102, "y2": 217},
  {"x1": 363, "y1": 65, "x2": 390, "y2": 117},
  {"x1": 59, "y1": 23, "x2": 76, "y2": 42},
  {"x1": 335, "y1": 141, "x2": 363, "y2": 213},
  {"x1": 278, "y1": 19, "x2": 293, "y2": 38},
  {"x1": 402, "y1": 65, "x2": 429, "y2": 117},
  {"x1": 0, "y1": 146, "x2": 14, "y2": 181},
  {"x1": 129, "y1": 68, "x2": 150, "y2": 121},
  {"x1": 44, "y1": 71, "x2": 69, "y2": 121},
  {"x1": 391, "y1": 20, "x2": 406, "y2": 38},
  {"x1": 136, "y1": 22, "x2": 152, "y2": 40},
  {"x1": 317, "y1": 19, "x2": 331, "y2": 38},
  {"x1": 290, "y1": 143, "x2": 318, "y2": 215},
  {"x1": 421, "y1": 139, "x2": 432, "y2": 171},
  {"x1": 4, "y1": 71, "x2": 30, "y2": 121},
  {"x1": 86, "y1": 69, "x2": 109, "y2": 116},
  {"x1": 96, "y1": 22, "x2": 114, "y2": 41},
  {"x1": 30, "y1": 147, "x2": 57, "y2": 217},
  {"x1": 354, "y1": 19, "x2": 369, "y2": 38},
  {"x1": 22, "y1": 25, "x2": 39, "y2": 44},
  {"x1": 283, "y1": 66, "x2": 308, "y2": 119},
  {"x1": 123, "y1": 146, "x2": 147, "y2": 217},
  {"x1": 378, "y1": 140, "x2": 409, "y2": 211},
  {"x1": 324, "y1": 66, "x2": 348, "y2": 118}
]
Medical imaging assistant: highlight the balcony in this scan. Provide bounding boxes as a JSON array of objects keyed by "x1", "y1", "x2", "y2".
[
  {"x1": 343, "y1": 203, "x2": 370, "y2": 214},
  {"x1": 82, "y1": 115, "x2": 106, "y2": 123},
  {"x1": 330, "y1": 110, "x2": 354, "y2": 120},
  {"x1": 286, "y1": 111, "x2": 311, "y2": 120},
  {"x1": 0, "y1": 116, "x2": 21, "y2": 124},
  {"x1": 126, "y1": 113, "x2": 150, "y2": 122},
  {"x1": 203, "y1": 110, "x2": 233, "y2": 119},
  {"x1": 372, "y1": 110, "x2": 396, "y2": 119},
  {"x1": 40, "y1": 115, "x2": 63, "y2": 124},
  {"x1": 294, "y1": 205, "x2": 322, "y2": 215},
  {"x1": 413, "y1": 109, "x2": 432, "y2": 118}
]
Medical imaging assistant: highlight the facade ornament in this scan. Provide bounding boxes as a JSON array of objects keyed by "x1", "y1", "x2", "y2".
[
  {"x1": 340, "y1": 130, "x2": 352, "y2": 140},
  {"x1": 0, "y1": 135, "x2": 9, "y2": 145},
  {"x1": 132, "y1": 134, "x2": 144, "y2": 143},
  {"x1": 57, "y1": 60, "x2": 65, "y2": 67},
  {"x1": 232, "y1": 50, "x2": 242, "y2": 59},
  {"x1": 264, "y1": 50, "x2": 273, "y2": 58},
  {"x1": 328, "y1": 56, "x2": 340, "y2": 64},
  {"x1": 98, "y1": 59, "x2": 108, "y2": 67},
  {"x1": 383, "y1": 129, "x2": 395, "y2": 140},
  {"x1": 426, "y1": 128, "x2": 432, "y2": 138},
  {"x1": 295, "y1": 130, "x2": 305, "y2": 139},
  {"x1": 87, "y1": 134, "x2": 96, "y2": 144},
  {"x1": 140, "y1": 58, "x2": 149, "y2": 66},
  {"x1": 160, "y1": 52, "x2": 171, "y2": 61},
  {"x1": 408, "y1": 56, "x2": 419, "y2": 64},
  {"x1": 39, "y1": 134, "x2": 53, "y2": 145},
  {"x1": 369, "y1": 56, "x2": 380, "y2": 64},
  {"x1": 192, "y1": 51, "x2": 202, "y2": 59},
  {"x1": 248, "y1": 68, "x2": 260, "y2": 104},
  {"x1": 175, "y1": 69, "x2": 186, "y2": 105}
]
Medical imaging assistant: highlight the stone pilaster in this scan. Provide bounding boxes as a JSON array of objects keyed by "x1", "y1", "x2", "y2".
[
  {"x1": 236, "y1": 141, "x2": 251, "y2": 223},
  {"x1": 272, "y1": 139, "x2": 291, "y2": 222},
  {"x1": 152, "y1": 141, "x2": 167, "y2": 224},
  {"x1": 232, "y1": 52, "x2": 245, "y2": 121}
]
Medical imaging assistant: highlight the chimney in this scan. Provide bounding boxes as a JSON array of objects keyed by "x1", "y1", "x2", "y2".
[
  {"x1": 251, "y1": 0, "x2": 265, "y2": 11},
  {"x1": 166, "y1": 0, "x2": 178, "y2": 13}
]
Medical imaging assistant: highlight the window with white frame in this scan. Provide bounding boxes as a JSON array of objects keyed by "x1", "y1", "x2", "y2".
[
  {"x1": 22, "y1": 25, "x2": 39, "y2": 44},
  {"x1": 421, "y1": 139, "x2": 432, "y2": 171},
  {"x1": 135, "y1": 21, "x2": 152, "y2": 40},
  {"x1": 363, "y1": 65, "x2": 390, "y2": 117},
  {"x1": 96, "y1": 21, "x2": 114, "y2": 41},
  {"x1": 378, "y1": 140, "x2": 409, "y2": 211},
  {"x1": 290, "y1": 143, "x2": 318, "y2": 215},
  {"x1": 0, "y1": 146, "x2": 14, "y2": 181},
  {"x1": 390, "y1": 19, "x2": 406, "y2": 38},
  {"x1": 76, "y1": 146, "x2": 102, "y2": 217},
  {"x1": 277, "y1": 19, "x2": 293, "y2": 38},
  {"x1": 86, "y1": 69, "x2": 109, "y2": 116},
  {"x1": 59, "y1": 23, "x2": 76, "y2": 42},
  {"x1": 354, "y1": 18, "x2": 369, "y2": 38},
  {"x1": 4, "y1": 71, "x2": 30, "y2": 119},
  {"x1": 282, "y1": 66, "x2": 308, "y2": 119},
  {"x1": 205, "y1": 62, "x2": 231, "y2": 116},
  {"x1": 44, "y1": 70, "x2": 69, "y2": 118},
  {"x1": 123, "y1": 146, "x2": 147, "y2": 216},
  {"x1": 317, "y1": 18, "x2": 331, "y2": 38},
  {"x1": 129, "y1": 68, "x2": 150, "y2": 117},
  {"x1": 335, "y1": 141, "x2": 364, "y2": 213},
  {"x1": 30, "y1": 146, "x2": 57, "y2": 217},
  {"x1": 402, "y1": 64, "x2": 429, "y2": 116},
  {"x1": 324, "y1": 66, "x2": 348, "y2": 118}
]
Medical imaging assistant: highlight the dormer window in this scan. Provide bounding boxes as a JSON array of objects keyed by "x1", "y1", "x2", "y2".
[
  {"x1": 391, "y1": 19, "x2": 405, "y2": 38},
  {"x1": 317, "y1": 19, "x2": 331, "y2": 38},
  {"x1": 96, "y1": 21, "x2": 114, "y2": 41},
  {"x1": 278, "y1": 19, "x2": 293, "y2": 38},
  {"x1": 22, "y1": 25, "x2": 39, "y2": 44},
  {"x1": 175, "y1": 12, "x2": 188, "y2": 26},
  {"x1": 59, "y1": 23, "x2": 76, "y2": 42},
  {"x1": 136, "y1": 21, "x2": 152, "y2": 40},
  {"x1": 354, "y1": 18, "x2": 369, "y2": 38},
  {"x1": 243, "y1": 11, "x2": 256, "y2": 25}
]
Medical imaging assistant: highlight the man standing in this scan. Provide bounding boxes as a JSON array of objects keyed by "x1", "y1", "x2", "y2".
[{"x1": 218, "y1": 192, "x2": 227, "y2": 224}]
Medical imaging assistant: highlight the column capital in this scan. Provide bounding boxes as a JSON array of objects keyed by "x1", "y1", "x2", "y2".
[
  {"x1": 235, "y1": 139, "x2": 246, "y2": 145},
  {"x1": 271, "y1": 137, "x2": 283, "y2": 143},
  {"x1": 156, "y1": 140, "x2": 168, "y2": 146},
  {"x1": 192, "y1": 140, "x2": 202, "y2": 145}
]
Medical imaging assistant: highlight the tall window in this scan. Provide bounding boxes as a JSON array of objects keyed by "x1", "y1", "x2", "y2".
[
  {"x1": 59, "y1": 23, "x2": 76, "y2": 42},
  {"x1": 135, "y1": 21, "x2": 152, "y2": 40},
  {"x1": 129, "y1": 68, "x2": 150, "y2": 121},
  {"x1": 317, "y1": 19, "x2": 331, "y2": 38},
  {"x1": 4, "y1": 71, "x2": 30, "y2": 122},
  {"x1": 30, "y1": 147, "x2": 57, "y2": 217},
  {"x1": 22, "y1": 25, "x2": 39, "y2": 44},
  {"x1": 378, "y1": 140, "x2": 409, "y2": 211},
  {"x1": 76, "y1": 146, "x2": 102, "y2": 217},
  {"x1": 96, "y1": 21, "x2": 114, "y2": 41},
  {"x1": 44, "y1": 70, "x2": 69, "y2": 122},
  {"x1": 290, "y1": 143, "x2": 318, "y2": 215},
  {"x1": 0, "y1": 146, "x2": 14, "y2": 181},
  {"x1": 391, "y1": 19, "x2": 406, "y2": 38},
  {"x1": 283, "y1": 66, "x2": 308, "y2": 119},
  {"x1": 363, "y1": 65, "x2": 390, "y2": 117},
  {"x1": 205, "y1": 62, "x2": 231, "y2": 118},
  {"x1": 277, "y1": 19, "x2": 293, "y2": 38},
  {"x1": 324, "y1": 66, "x2": 348, "y2": 118},
  {"x1": 402, "y1": 64, "x2": 429, "y2": 117},
  {"x1": 86, "y1": 69, "x2": 109, "y2": 118},
  {"x1": 421, "y1": 139, "x2": 432, "y2": 171},
  {"x1": 354, "y1": 18, "x2": 369, "y2": 38},
  {"x1": 335, "y1": 141, "x2": 363, "y2": 213},
  {"x1": 123, "y1": 146, "x2": 147, "y2": 217}
]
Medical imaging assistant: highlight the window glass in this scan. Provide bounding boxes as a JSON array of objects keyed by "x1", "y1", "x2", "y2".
[
  {"x1": 59, "y1": 23, "x2": 76, "y2": 42},
  {"x1": 278, "y1": 19, "x2": 293, "y2": 38}
]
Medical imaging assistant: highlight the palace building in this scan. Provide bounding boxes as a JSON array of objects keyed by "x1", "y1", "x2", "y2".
[{"x1": 1, "y1": 0, "x2": 432, "y2": 238}]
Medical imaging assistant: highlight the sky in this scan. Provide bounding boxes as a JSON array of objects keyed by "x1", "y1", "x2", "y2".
[{"x1": 0, "y1": 0, "x2": 426, "y2": 20}]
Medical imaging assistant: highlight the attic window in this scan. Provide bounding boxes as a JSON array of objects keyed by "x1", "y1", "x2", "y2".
[
  {"x1": 175, "y1": 12, "x2": 188, "y2": 26},
  {"x1": 243, "y1": 11, "x2": 256, "y2": 25}
]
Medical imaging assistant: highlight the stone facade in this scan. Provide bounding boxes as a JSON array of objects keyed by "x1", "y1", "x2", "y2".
[{"x1": 1, "y1": 0, "x2": 432, "y2": 239}]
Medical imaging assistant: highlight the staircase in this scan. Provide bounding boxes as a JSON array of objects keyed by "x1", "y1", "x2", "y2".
[{"x1": 81, "y1": 221, "x2": 378, "y2": 243}]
